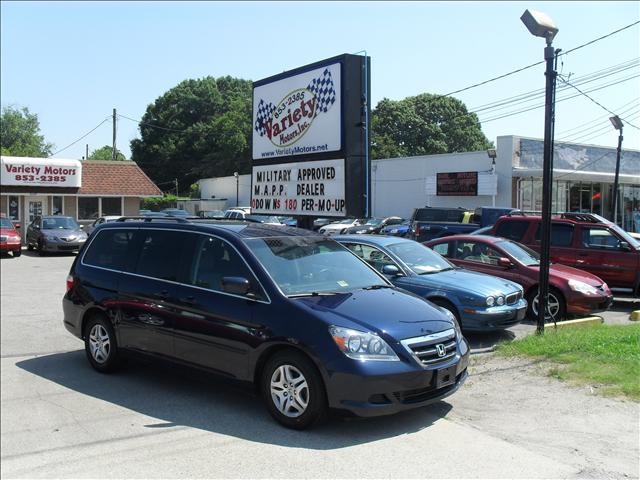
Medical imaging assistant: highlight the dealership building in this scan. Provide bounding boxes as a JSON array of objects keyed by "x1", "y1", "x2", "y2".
[{"x1": 1, "y1": 156, "x2": 162, "y2": 230}]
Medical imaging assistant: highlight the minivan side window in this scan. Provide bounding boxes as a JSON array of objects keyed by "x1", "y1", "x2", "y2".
[
  {"x1": 135, "y1": 230, "x2": 186, "y2": 281},
  {"x1": 495, "y1": 220, "x2": 529, "y2": 241},
  {"x1": 187, "y1": 235, "x2": 260, "y2": 296},
  {"x1": 83, "y1": 229, "x2": 136, "y2": 271},
  {"x1": 534, "y1": 223, "x2": 574, "y2": 247}
]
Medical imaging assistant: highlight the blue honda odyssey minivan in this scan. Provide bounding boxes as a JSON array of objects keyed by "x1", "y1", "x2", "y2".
[{"x1": 63, "y1": 218, "x2": 469, "y2": 429}]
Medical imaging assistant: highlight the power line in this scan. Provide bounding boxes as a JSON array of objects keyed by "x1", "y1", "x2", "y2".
[
  {"x1": 440, "y1": 20, "x2": 640, "y2": 98},
  {"x1": 556, "y1": 105, "x2": 640, "y2": 142},
  {"x1": 557, "y1": 75, "x2": 640, "y2": 130},
  {"x1": 117, "y1": 113, "x2": 188, "y2": 133},
  {"x1": 555, "y1": 97, "x2": 639, "y2": 136},
  {"x1": 49, "y1": 117, "x2": 111, "y2": 157}
]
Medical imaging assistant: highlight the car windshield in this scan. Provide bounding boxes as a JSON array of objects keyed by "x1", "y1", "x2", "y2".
[
  {"x1": 497, "y1": 240, "x2": 540, "y2": 266},
  {"x1": 336, "y1": 219, "x2": 355, "y2": 225},
  {"x1": 246, "y1": 215, "x2": 281, "y2": 224},
  {"x1": 610, "y1": 224, "x2": 640, "y2": 249},
  {"x1": 0, "y1": 218, "x2": 14, "y2": 229},
  {"x1": 364, "y1": 218, "x2": 383, "y2": 226},
  {"x1": 41, "y1": 217, "x2": 79, "y2": 230},
  {"x1": 387, "y1": 241, "x2": 455, "y2": 274},
  {"x1": 245, "y1": 236, "x2": 388, "y2": 296}
]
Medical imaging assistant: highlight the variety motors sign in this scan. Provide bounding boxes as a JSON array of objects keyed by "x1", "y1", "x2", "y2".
[
  {"x1": 437, "y1": 171, "x2": 478, "y2": 196},
  {"x1": 1, "y1": 156, "x2": 82, "y2": 188},
  {"x1": 253, "y1": 63, "x2": 341, "y2": 160},
  {"x1": 252, "y1": 54, "x2": 371, "y2": 219},
  {"x1": 252, "y1": 159, "x2": 345, "y2": 216}
]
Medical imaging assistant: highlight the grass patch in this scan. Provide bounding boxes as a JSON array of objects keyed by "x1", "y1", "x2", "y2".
[{"x1": 496, "y1": 324, "x2": 640, "y2": 400}]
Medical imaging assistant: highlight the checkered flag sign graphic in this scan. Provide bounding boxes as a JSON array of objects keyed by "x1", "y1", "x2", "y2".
[
  {"x1": 254, "y1": 99, "x2": 276, "y2": 137},
  {"x1": 307, "y1": 68, "x2": 336, "y2": 115}
]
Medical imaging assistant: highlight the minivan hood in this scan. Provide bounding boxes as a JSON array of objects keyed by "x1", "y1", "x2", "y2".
[
  {"x1": 291, "y1": 288, "x2": 454, "y2": 341},
  {"x1": 407, "y1": 268, "x2": 521, "y2": 297}
]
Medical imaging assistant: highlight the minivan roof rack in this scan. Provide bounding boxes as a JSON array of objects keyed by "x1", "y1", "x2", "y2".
[
  {"x1": 559, "y1": 212, "x2": 608, "y2": 223},
  {"x1": 115, "y1": 216, "x2": 191, "y2": 223}
]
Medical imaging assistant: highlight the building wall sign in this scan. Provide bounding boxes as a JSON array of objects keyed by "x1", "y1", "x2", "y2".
[
  {"x1": 1, "y1": 156, "x2": 82, "y2": 188},
  {"x1": 436, "y1": 171, "x2": 478, "y2": 196},
  {"x1": 251, "y1": 159, "x2": 345, "y2": 216},
  {"x1": 252, "y1": 53, "x2": 371, "y2": 218}
]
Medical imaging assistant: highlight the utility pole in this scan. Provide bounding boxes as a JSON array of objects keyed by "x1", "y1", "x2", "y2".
[
  {"x1": 610, "y1": 116, "x2": 623, "y2": 225},
  {"x1": 112, "y1": 108, "x2": 117, "y2": 161},
  {"x1": 86, "y1": 144, "x2": 89, "y2": 161}
]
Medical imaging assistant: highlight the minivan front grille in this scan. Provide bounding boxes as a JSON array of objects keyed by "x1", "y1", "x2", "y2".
[
  {"x1": 400, "y1": 329, "x2": 457, "y2": 367},
  {"x1": 505, "y1": 291, "x2": 522, "y2": 305}
]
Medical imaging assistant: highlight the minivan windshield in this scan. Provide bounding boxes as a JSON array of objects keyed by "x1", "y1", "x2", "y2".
[
  {"x1": 245, "y1": 236, "x2": 389, "y2": 296},
  {"x1": 42, "y1": 217, "x2": 79, "y2": 230},
  {"x1": 610, "y1": 224, "x2": 640, "y2": 249},
  {"x1": 497, "y1": 240, "x2": 540, "y2": 266},
  {"x1": 387, "y1": 241, "x2": 455, "y2": 274}
]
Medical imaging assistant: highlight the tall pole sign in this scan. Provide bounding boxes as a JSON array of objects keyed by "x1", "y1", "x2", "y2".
[{"x1": 251, "y1": 54, "x2": 371, "y2": 219}]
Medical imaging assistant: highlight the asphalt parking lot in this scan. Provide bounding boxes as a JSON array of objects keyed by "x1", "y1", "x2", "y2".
[{"x1": 1, "y1": 251, "x2": 638, "y2": 479}]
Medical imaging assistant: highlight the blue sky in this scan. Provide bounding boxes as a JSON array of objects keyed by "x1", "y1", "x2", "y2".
[{"x1": 1, "y1": 1, "x2": 639, "y2": 161}]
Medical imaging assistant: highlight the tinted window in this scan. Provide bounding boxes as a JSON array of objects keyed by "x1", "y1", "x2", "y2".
[
  {"x1": 135, "y1": 230, "x2": 185, "y2": 281},
  {"x1": 187, "y1": 236, "x2": 258, "y2": 294},
  {"x1": 414, "y1": 208, "x2": 465, "y2": 223},
  {"x1": 534, "y1": 223, "x2": 574, "y2": 247},
  {"x1": 495, "y1": 220, "x2": 529, "y2": 241},
  {"x1": 83, "y1": 229, "x2": 136, "y2": 271}
]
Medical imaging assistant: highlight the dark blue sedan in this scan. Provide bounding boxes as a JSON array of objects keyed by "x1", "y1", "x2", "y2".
[{"x1": 337, "y1": 235, "x2": 527, "y2": 332}]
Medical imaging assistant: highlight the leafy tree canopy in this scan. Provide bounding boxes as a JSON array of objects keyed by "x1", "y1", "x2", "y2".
[
  {"x1": 0, "y1": 106, "x2": 53, "y2": 157},
  {"x1": 130, "y1": 76, "x2": 252, "y2": 192},
  {"x1": 370, "y1": 94, "x2": 493, "y2": 159},
  {"x1": 88, "y1": 145, "x2": 126, "y2": 161}
]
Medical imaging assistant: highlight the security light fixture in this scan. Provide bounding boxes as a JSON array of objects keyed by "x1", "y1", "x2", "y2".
[
  {"x1": 487, "y1": 149, "x2": 497, "y2": 159},
  {"x1": 609, "y1": 116, "x2": 623, "y2": 131},
  {"x1": 521, "y1": 9, "x2": 558, "y2": 44}
]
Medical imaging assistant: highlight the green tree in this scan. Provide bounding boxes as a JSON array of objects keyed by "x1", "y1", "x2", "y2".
[
  {"x1": 0, "y1": 106, "x2": 53, "y2": 157},
  {"x1": 130, "y1": 76, "x2": 252, "y2": 192},
  {"x1": 88, "y1": 145, "x2": 126, "y2": 161},
  {"x1": 370, "y1": 94, "x2": 493, "y2": 159}
]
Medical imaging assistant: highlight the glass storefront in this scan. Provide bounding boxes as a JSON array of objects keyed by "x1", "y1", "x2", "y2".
[{"x1": 518, "y1": 178, "x2": 640, "y2": 233}]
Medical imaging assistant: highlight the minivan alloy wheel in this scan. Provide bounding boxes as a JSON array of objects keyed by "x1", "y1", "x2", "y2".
[
  {"x1": 88, "y1": 324, "x2": 111, "y2": 363},
  {"x1": 270, "y1": 365, "x2": 309, "y2": 418}
]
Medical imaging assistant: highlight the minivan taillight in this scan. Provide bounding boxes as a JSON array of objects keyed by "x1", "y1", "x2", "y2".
[{"x1": 66, "y1": 275, "x2": 74, "y2": 292}]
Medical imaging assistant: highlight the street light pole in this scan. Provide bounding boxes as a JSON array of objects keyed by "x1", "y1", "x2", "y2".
[
  {"x1": 234, "y1": 172, "x2": 239, "y2": 207},
  {"x1": 521, "y1": 9, "x2": 559, "y2": 334},
  {"x1": 610, "y1": 116, "x2": 624, "y2": 225}
]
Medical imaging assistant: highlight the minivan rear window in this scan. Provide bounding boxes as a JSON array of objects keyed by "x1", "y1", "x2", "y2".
[{"x1": 83, "y1": 229, "x2": 136, "y2": 271}]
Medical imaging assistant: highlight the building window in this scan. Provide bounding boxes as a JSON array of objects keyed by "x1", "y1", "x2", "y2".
[
  {"x1": 52, "y1": 196, "x2": 63, "y2": 215},
  {"x1": 78, "y1": 197, "x2": 99, "y2": 220},
  {"x1": 101, "y1": 197, "x2": 122, "y2": 216},
  {"x1": 8, "y1": 196, "x2": 20, "y2": 220}
]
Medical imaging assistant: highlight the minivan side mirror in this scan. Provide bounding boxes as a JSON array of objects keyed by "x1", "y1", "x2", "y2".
[
  {"x1": 497, "y1": 257, "x2": 514, "y2": 268},
  {"x1": 221, "y1": 276, "x2": 252, "y2": 296},
  {"x1": 382, "y1": 264, "x2": 402, "y2": 276}
]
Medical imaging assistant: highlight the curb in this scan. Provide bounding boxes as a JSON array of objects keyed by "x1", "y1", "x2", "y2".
[
  {"x1": 470, "y1": 346, "x2": 497, "y2": 355},
  {"x1": 630, "y1": 311, "x2": 640, "y2": 321},
  {"x1": 544, "y1": 316, "x2": 604, "y2": 329}
]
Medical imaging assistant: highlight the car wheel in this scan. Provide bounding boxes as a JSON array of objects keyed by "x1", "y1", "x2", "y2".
[
  {"x1": 84, "y1": 314, "x2": 120, "y2": 373},
  {"x1": 527, "y1": 288, "x2": 566, "y2": 322},
  {"x1": 13, "y1": 249, "x2": 21, "y2": 257},
  {"x1": 37, "y1": 240, "x2": 46, "y2": 256},
  {"x1": 27, "y1": 243, "x2": 33, "y2": 251},
  {"x1": 261, "y1": 350, "x2": 328, "y2": 430}
]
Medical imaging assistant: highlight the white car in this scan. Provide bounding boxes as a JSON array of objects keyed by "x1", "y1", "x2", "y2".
[
  {"x1": 319, "y1": 218, "x2": 365, "y2": 236},
  {"x1": 85, "y1": 215, "x2": 122, "y2": 235}
]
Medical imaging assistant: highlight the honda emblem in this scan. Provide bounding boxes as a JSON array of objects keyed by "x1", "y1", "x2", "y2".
[{"x1": 436, "y1": 344, "x2": 446, "y2": 357}]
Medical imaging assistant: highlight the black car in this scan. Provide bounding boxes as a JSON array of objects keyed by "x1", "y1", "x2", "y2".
[
  {"x1": 342, "y1": 216, "x2": 405, "y2": 235},
  {"x1": 26, "y1": 215, "x2": 88, "y2": 255},
  {"x1": 63, "y1": 218, "x2": 468, "y2": 429}
]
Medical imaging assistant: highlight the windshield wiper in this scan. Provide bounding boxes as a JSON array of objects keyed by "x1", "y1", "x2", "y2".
[
  {"x1": 362, "y1": 284, "x2": 393, "y2": 290},
  {"x1": 418, "y1": 267, "x2": 454, "y2": 275},
  {"x1": 288, "y1": 291, "x2": 344, "y2": 298}
]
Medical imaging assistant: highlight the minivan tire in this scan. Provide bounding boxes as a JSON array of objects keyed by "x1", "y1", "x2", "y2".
[
  {"x1": 84, "y1": 314, "x2": 120, "y2": 373},
  {"x1": 261, "y1": 350, "x2": 328, "y2": 430}
]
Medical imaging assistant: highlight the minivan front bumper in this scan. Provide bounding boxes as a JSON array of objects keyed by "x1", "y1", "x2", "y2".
[{"x1": 324, "y1": 336, "x2": 470, "y2": 417}]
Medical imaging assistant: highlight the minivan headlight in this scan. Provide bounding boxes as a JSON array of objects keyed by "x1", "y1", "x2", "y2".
[{"x1": 329, "y1": 326, "x2": 399, "y2": 361}]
